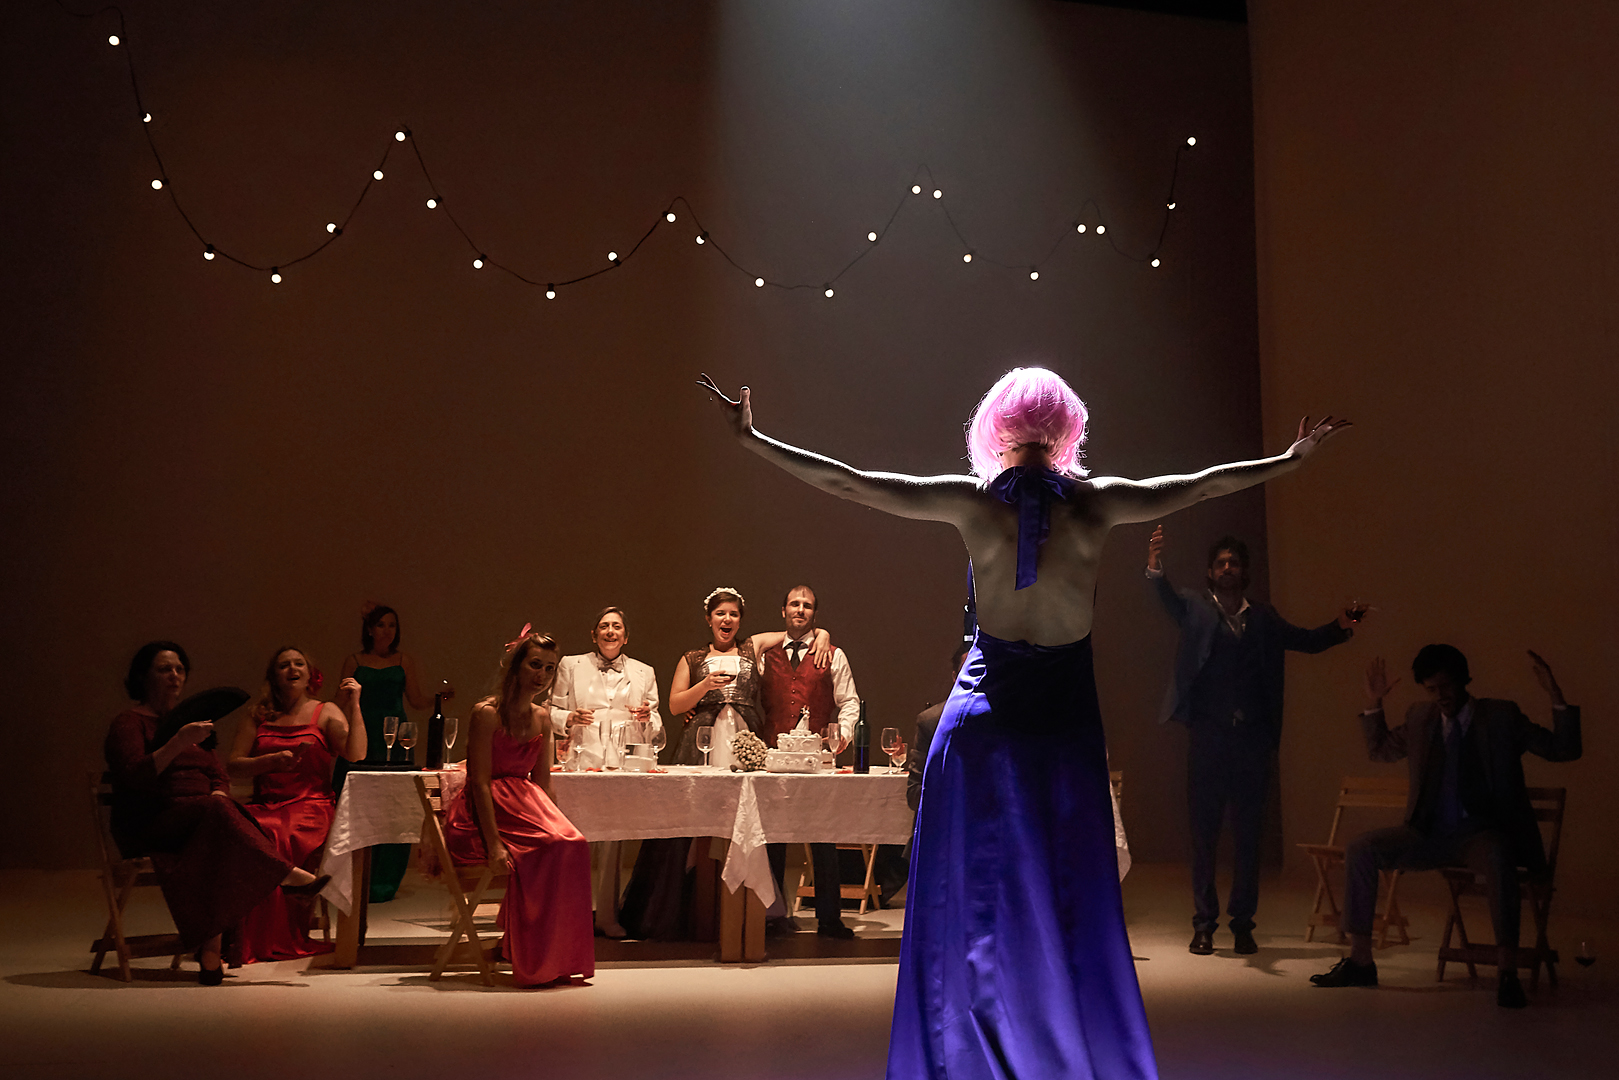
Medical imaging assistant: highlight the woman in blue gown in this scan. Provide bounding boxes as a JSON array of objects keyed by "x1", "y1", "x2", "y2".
[{"x1": 699, "y1": 368, "x2": 1347, "y2": 1080}]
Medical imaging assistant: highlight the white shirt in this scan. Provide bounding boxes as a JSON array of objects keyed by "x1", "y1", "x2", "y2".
[
  {"x1": 775, "y1": 630, "x2": 862, "y2": 743},
  {"x1": 549, "y1": 652, "x2": 664, "y2": 768}
]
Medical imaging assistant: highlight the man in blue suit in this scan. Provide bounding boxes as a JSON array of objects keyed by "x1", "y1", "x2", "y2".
[{"x1": 1149, "y1": 526, "x2": 1361, "y2": 955}]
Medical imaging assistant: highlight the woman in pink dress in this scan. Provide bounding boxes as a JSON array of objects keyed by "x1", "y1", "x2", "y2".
[
  {"x1": 444, "y1": 629, "x2": 594, "y2": 986},
  {"x1": 228, "y1": 647, "x2": 366, "y2": 964}
]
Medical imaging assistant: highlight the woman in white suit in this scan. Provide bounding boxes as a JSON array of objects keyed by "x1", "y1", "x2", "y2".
[{"x1": 550, "y1": 605, "x2": 664, "y2": 938}]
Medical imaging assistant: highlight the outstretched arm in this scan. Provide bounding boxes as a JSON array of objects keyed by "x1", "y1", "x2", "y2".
[
  {"x1": 1089, "y1": 417, "x2": 1351, "y2": 527},
  {"x1": 698, "y1": 375, "x2": 977, "y2": 523}
]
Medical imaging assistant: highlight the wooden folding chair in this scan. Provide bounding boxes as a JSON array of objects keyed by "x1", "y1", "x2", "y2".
[
  {"x1": 1437, "y1": 786, "x2": 1566, "y2": 989},
  {"x1": 414, "y1": 773, "x2": 509, "y2": 985},
  {"x1": 795, "y1": 843, "x2": 882, "y2": 917},
  {"x1": 87, "y1": 771, "x2": 186, "y2": 980},
  {"x1": 1297, "y1": 776, "x2": 1410, "y2": 947}
]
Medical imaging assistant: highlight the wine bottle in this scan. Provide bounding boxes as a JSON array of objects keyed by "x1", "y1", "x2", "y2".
[
  {"x1": 852, "y1": 699, "x2": 871, "y2": 774},
  {"x1": 425, "y1": 689, "x2": 447, "y2": 770}
]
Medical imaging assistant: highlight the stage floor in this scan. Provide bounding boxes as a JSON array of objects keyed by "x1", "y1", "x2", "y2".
[{"x1": 1, "y1": 862, "x2": 1612, "y2": 1079}]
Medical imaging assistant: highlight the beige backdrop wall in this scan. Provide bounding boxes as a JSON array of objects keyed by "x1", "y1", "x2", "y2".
[
  {"x1": 1250, "y1": 0, "x2": 1619, "y2": 916},
  {"x1": 3, "y1": 1, "x2": 1264, "y2": 872}
]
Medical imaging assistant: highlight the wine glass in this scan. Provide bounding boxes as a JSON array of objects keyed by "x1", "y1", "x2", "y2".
[
  {"x1": 1577, "y1": 941, "x2": 1596, "y2": 969},
  {"x1": 696, "y1": 726, "x2": 714, "y2": 767},
  {"x1": 824, "y1": 724, "x2": 846, "y2": 758},
  {"x1": 443, "y1": 716, "x2": 459, "y2": 761},
  {"x1": 397, "y1": 721, "x2": 417, "y2": 764},
  {"x1": 890, "y1": 742, "x2": 908, "y2": 774},
  {"x1": 649, "y1": 724, "x2": 667, "y2": 762},
  {"x1": 382, "y1": 716, "x2": 399, "y2": 763},
  {"x1": 881, "y1": 727, "x2": 903, "y2": 773},
  {"x1": 567, "y1": 724, "x2": 587, "y2": 772}
]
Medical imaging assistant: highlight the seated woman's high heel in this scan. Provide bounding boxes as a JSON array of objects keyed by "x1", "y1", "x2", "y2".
[
  {"x1": 282, "y1": 872, "x2": 331, "y2": 897},
  {"x1": 196, "y1": 945, "x2": 225, "y2": 986}
]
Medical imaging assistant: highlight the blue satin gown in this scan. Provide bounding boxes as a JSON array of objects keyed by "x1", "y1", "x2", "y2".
[{"x1": 887, "y1": 630, "x2": 1158, "y2": 1080}]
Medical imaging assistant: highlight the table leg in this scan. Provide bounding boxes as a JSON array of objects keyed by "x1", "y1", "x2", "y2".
[
  {"x1": 744, "y1": 887, "x2": 766, "y2": 962},
  {"x1": 719, "y1": 883, "x2": 744, "y2": 962},
  {"x1": 332, "y1": 849, "x2": 365, "y2": 968}
]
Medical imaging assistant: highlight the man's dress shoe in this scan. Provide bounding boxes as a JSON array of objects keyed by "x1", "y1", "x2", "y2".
[
  {"x1": 1310, "y1": 957, "x2": 1378, "y2": 987},
  {"x1": 1233, "y1": 928, "x2": 1258, "y2": 954},
  {"x1": 1188, "y1": 930, "x2": 1215, "y2": 955}
]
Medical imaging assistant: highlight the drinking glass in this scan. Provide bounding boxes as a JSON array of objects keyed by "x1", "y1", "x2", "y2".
[
  {"x1": 696, "y1": 726, "x2": 714, "y2": 767},
  {"x1": 443, "y1": 716, "x2": 459, "y2": 760},
  {"x1": 1577, "y1": 941, "x2": 1597, "y2": 969},
  {"x1": 382, "y1": 716, "x2": 399, "y2": 762},
  {"x1": 567, "y1": 724, "x2": 587, "y2": 772},
  {"x1": 649, "y1": 724, "x2": 667, "y2": 759},
  {"x1": 397, "y1": 721, "x2": 418, "y2": 763},
  {"x1": 881, "y1": 727, "x2": 902, "y2": 773},
  {"x1": 889, "y1": 743, "x2": 908, "y2": 773}
]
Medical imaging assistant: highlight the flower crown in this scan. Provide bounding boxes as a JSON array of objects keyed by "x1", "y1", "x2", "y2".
[{"x1": 704, "y1": 587, "x2": 745, "y2": 611}]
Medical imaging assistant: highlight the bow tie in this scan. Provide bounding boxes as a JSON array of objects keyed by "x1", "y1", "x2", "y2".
[
  {"x1": 596, "y1": 654, "x2": 626, "y2": 674},
  {"x1": 987, "y1": 466, "x2": 1076, "y2": 590}
]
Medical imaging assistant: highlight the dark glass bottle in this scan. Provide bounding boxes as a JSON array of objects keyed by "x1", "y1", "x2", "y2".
[
  {"x1": 852, "y1": 699, "x2": 871, "y2": 774},
  {"x1": 425, "y1": 690, "x2": 446, "y2": 770}
]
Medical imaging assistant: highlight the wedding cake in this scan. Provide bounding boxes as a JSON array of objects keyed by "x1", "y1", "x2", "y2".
[{"x1": 765, "y1": 711, "x2": 826, "y2": 773}]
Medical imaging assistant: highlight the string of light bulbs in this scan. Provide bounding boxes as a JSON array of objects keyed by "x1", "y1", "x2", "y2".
[{"x1": 64, "y1": 3, "x2": 1196, "y2": 297}]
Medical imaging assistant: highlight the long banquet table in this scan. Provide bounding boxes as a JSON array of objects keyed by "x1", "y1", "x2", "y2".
[{"x1": 318, "y1": 765, "x2": 913, "y2": 966}]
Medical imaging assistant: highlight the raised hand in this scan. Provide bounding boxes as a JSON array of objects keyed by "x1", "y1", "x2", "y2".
[
  {"x1": 696, "y1": 373, "x2": 753, "y2": 437},
  {"x1": 338, "y1": 677, "x2": 363, "y2": 709},
  {"x1": 1364, "y1": 656, "x2": 1399, "y2": 709},
  {"x1": 1286, "y1": 415, "x2": 1353, "y2": 460},
  {"x1": 1147, "y1": 524, "x2": 1165, "y2": 571},
  {"x1": 1527, "y1": 650, "x2": 1566, "y2": 707}
]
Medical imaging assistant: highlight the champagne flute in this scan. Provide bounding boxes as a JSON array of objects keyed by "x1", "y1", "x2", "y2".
[
  {"x1": 397, "y1": 721, "x2": 417, "y2": 765},
  {"x1": 443, "y1": 716, "x2": 459, "y2": 761},
  {"x1": 881, "y1": 727, "x2": 902, "y2": 773},
  {"x1": 382, "y1": 716, "x2": 399, "y2": 763},
  {"x1": 567, "y1": 724, "x2": 587, "y2": 772},
  {"x1": 696, "y1": 726, "x2": 714, "y2": 768}
]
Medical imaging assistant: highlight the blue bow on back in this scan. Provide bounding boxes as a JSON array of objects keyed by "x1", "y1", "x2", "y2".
[{"x1": 987, "y1": 466, "x2": 1076, "y2": 590}]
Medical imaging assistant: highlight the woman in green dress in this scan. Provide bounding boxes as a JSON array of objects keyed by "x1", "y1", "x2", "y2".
[{"x1": 337, "y1": 603, "x2": 450, "y2": 902}]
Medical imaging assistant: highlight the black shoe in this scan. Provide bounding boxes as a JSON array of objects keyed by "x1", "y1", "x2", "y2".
[
  {"x1": 817, "y1": 921, "x2": 856, "y2": 940},
  {"x1": 765, "y1": 917, "x2": 800, "y2": 938},
  {"x1": 1189, "y1": 930, "x2": 1215, "y2": 955},
  {"x1": 1497, "y1": 970, "x2": 1528, "y2": 1009},
  {"x1": 1310, "y1": 957, "x2": 1378, "y2": 987},
  {"x1": 1233, "y1": 928, "x2": 1258, "y2": 955},
  {"x1": 196, "y1": 949, "x2": 225, "y2": 986},
  {"x1": 283, "y1": 873, "x2": 331, "y2": 897}
]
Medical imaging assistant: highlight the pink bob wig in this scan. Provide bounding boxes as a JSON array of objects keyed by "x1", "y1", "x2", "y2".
[{"x1": 966, "y1": 367, "x2": 1090, "y2": 481}]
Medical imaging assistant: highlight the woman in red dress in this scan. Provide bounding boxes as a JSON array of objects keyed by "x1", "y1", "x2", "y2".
[
  {"x1": 444, "y1": 629, "x2": 594, "y2": 986},
  {"x1": 105, "y1": 641, "x2": 330, "y2": 984},
  {"x1": 228, "y1": 647, "x2": 366, "y2": 964}
]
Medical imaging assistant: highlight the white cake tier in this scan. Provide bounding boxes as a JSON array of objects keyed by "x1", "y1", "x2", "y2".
[
  {"x1": 764, "y1": 750, "x2": 822, "y2": 773},
  {"x1": 776, "y1": 733, "x2": 822, "y2": 753}
]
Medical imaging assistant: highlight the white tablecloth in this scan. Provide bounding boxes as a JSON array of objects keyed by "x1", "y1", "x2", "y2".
[
  {"x1": 550, "y1": 767, "x2": 915, "y2": 908},
  {"x1": 319, "y1": 770, "x2": 433, "y2": 916}
]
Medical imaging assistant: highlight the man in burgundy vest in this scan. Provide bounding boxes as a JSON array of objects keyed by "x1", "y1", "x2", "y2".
[{"x1": 758, "y1": 585, "x2": 862, "y2": 938}]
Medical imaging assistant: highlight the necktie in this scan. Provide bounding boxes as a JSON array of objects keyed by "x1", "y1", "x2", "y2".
[
  {"x1": 1436, "y1": 717, "x2": 1466, "y2": 833},
  {"x1": 787, "y1": 641, "x2": 805, "y2": 668}
]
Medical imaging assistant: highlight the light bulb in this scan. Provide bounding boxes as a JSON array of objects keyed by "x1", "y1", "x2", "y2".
[
  {"x1": 824, "y1": 287, "x2": 834, "y2": 298},
  {"x1": 1151, "y1": 258, "x2": 1161, "y2": 267},
  {"x1": 395, "y1": 131, "x2": 406, "y2": 142},
  {"x1": 545, "y1": 286, "x2": 557, "y2": 299},
  {"x1": 932, "y1": 189, "x2": 942, "y2": 199},
  {"x1": 755, "y1": 278, "x2": 764, "y2": 287},
  {"x1": 473, "y1": 258, "x2": 484, "y2": 269},
  {"x1": 150, "y1": 179, "x2": 163, "y2": 190},
  {"x1": 326, "y1": 223, "x2": 337, "y2": 234},
  {"x1": 426, "y1": 198, "x2": 437, "y2": 209},
  {"x1": 1096, "y1": 225, "x2": 1106, "y2": 235},
  {"x1": 108, "y1": 35, "x2": 119, "y2": 46},
  {"x1": 696, "y1": 234, "x2": 706, "y2": 245},
  {"x1": 1187, "y1": 136, "x2": 1196, "y2": 146},
  {"x1": 203, "y1": 249, "x2": 215, "y2": 261},
  {"x1": 373, "y1": 170, "x2": 384, "y2": 181},
  {"x1": 142, "y1": 113, "x2": 151, "y2": 123},
  {"x1": 1076, "y1": 223, "x2": 1087, "y2": 233},
  {"x1": 270, "y1": 271, "x2": 282, "y2": 284},
  {"x1": 962, "y1": 253, "x2": 973, "y2": 263},
  {"x1": 1029, "y1": 270, "x2": 1039, "y2": 281},
  {"x1": 608, "y1": 251, "x2": 618, "y2": 262},
  {"x1": 912, "y1": 185, "x2": 922, "y2": 194},
  {"x1": 666, "y1": 212, "x2": 676, "y2": 222},
  {"x1": 1167, "y1": 202, "x2": 1176, "y2": 210},
  {"x1": 867, "y1": 231, "x2": 877, "y2": 242}
]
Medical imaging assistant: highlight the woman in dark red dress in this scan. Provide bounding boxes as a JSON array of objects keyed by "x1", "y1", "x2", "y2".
[
  {"x1": 104, "y1": 642, "x2": 329, "y2": 984},
  {"x1": 228, "y1": 647, "x2": 366, "y2": 964},
  {"x1": 444, "y1": 630, "x2": 594, "y2": 987}
]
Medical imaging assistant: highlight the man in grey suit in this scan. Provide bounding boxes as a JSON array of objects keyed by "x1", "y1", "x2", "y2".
[
  {"x1": 1312, "y1": 645, "x2": 1580, "y2": 1008},
  {"x1": 1149, "y1": 526, "x2": 1360, "y2": 956}
]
